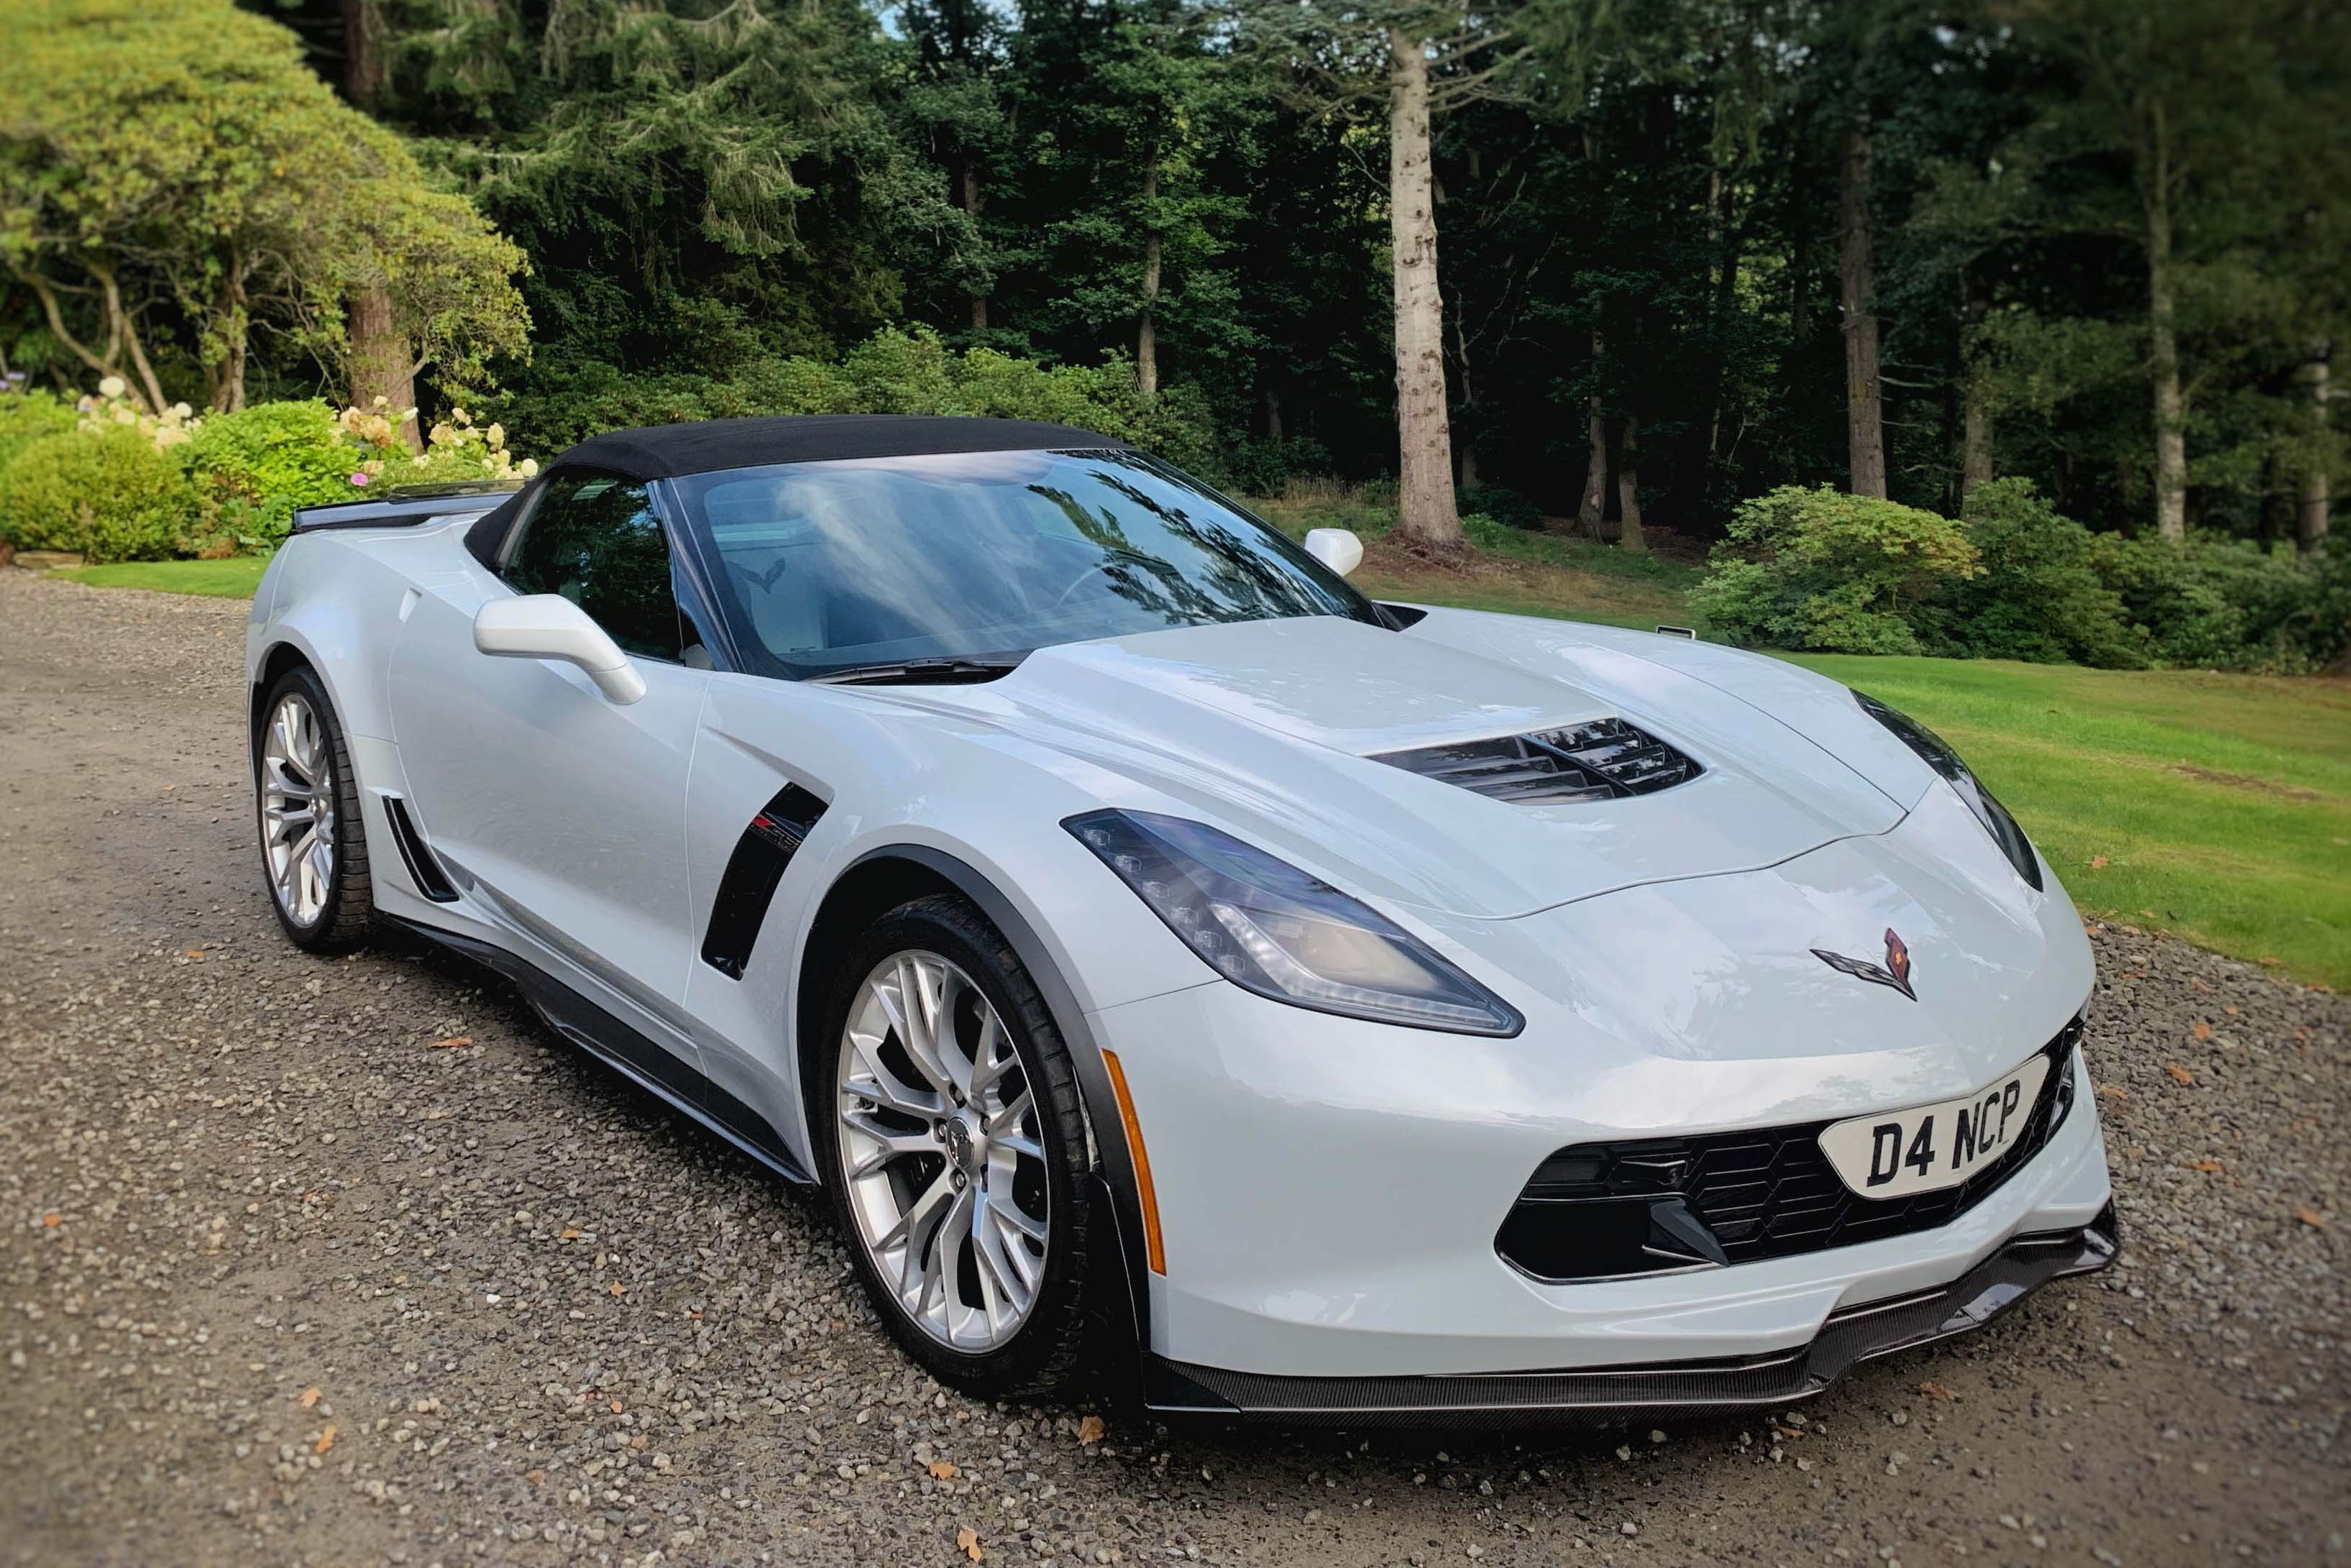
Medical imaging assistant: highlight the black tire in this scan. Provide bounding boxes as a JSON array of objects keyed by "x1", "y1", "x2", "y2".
[
  {"x1": 252, "y1": 662, "x2": 375, "y2": 953},
  {"x1": 813, "y1": 894, "x2": 1095, "y2": 1399}
]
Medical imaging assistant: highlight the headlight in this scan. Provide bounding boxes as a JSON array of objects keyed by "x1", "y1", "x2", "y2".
[
  {"x1": 1063, "y1": 809, "x2": 1523, "y2": 1036},
  {"x1": 1853, "y1": 692, "x2": 2043, "y2": 891}
]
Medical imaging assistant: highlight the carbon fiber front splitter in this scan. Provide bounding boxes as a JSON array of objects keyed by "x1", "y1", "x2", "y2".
[{"x1": 1143, "y1": 1205, "x2": 2119, "y2": 1428}]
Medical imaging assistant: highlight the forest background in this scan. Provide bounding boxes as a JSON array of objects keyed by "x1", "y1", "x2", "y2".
[{"x1": 2, "y1": 0, "x2": 2345, "y2": 608}]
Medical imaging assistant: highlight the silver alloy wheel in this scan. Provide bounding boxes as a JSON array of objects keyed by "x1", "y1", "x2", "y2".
[
  {"x1": 836, "y1": 950, "x2": 1050, "y2": 1352},
  {"x1": 260, "y1": 691, "x2": 335, "y2": 927}
]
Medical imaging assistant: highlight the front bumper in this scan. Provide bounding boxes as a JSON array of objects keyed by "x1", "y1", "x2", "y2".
[
  {"x1": 1145, "y1": 1204, "x2": 2117, "y2": 1424},
  {"x1": 1098, "y1": 974, "x2": 2113, "y2": 1376}
]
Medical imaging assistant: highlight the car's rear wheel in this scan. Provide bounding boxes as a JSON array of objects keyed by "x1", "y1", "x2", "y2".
[
  {"x1": 817, "y1": 895, "x2": 1094, "y2": 1398},
  {"x1": 254, "y1": 665, "x2": 373, "y2": 952}
]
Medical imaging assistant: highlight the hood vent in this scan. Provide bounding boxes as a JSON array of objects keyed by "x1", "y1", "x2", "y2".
[{"x1": 1370, "y1": 717, "x2": 1702, "y2": 804}]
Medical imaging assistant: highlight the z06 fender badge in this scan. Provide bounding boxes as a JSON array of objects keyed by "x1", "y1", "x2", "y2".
[{"x1": 1811, "y1": 927, "x2": 1917, "y2": 1001}]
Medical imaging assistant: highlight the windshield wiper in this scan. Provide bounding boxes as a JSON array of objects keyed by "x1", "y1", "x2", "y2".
[{"x1": 807, "y1": 656, "x2": 1026, "y2": 687}]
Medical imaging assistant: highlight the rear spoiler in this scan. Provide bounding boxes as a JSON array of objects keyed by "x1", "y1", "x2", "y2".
[{"x1": 290, "y1": 480, "x2": 523, "y2": 534}]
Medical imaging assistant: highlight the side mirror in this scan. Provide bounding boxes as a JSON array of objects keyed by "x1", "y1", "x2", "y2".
[
  {"x1": 473, "y1": 594, "x2": 647, "y2": 705},
  {"x1": 1303, "y1": 527, "x2": 1364, "y2": 579}
]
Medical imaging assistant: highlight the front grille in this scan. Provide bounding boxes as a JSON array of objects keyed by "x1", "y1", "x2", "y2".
[
  {"x1": 1497, "y1": 1017, "x2": 2084, "y2": 1283},
  {"x1": 1370, "y1": 717, "x2": 1702, "y2": 804}
]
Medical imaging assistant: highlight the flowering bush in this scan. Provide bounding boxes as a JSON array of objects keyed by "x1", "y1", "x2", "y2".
[
  {"x1": 178, "y1": 400, "x2": 366, "y2": 550},
  {"x1": 78, "y1": 375, "x2": 202, "y2": 450},
  {"x1": 336, "y1": 399, "x2": 538, "y2": 492},
  {"x1": 1, "y1": 385, "x2": 540, "y2": 561}
]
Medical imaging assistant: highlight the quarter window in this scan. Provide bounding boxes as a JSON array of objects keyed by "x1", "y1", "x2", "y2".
[{"x1": 504, "y1": 472, "x2": 687, "y2": 661}]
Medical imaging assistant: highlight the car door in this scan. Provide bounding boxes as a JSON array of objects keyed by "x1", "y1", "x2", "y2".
[{"x1": 388, "y1": 469, "x2": 715, "y2": 1017}]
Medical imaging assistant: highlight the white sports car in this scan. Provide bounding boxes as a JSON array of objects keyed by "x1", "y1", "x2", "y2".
[{"x1": 247, "y1": 416, "x2": 2116, "y2": 1421}]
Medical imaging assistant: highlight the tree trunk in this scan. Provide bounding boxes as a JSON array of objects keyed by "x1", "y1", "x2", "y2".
[
  {"x1": 2301, "y1": 344, "x2": 2331, "y2": 555},
  {"x1": 1702, "y1": 160, "x2": 1741, "y2": 487},
  {"x1": 963, "y1": 163, "x2": 989, "y2": 331},
  {"x1": 1790, "y1": 173, "x2": 1812, "y2": 345},
  {"x1": 1261, "y1": 384, "x2": 1283, "y2": 440},
  {"x1": 341, "y1": 0, "x2": 385, "y2": 105},
  {"x1": 1137, "y1": 162, "x2": 1160, "y2": 399},
  {"x1": 1578, "y1": 331, "x2": 1608, "y2": 535},
  {"x1": 349, "y1": 282, "x2": 418, "y2": 444},
  {"x1": 214, "y1": 267, "x2": 249, "y2": 413},
  {"x1": 1387, "y1": 27, "x2": 1463, "y2": 550},
  {"x1": 1452, "y1": 298, "x2": 1480, "y2": 489},
  {"x1": 338, "y1": 0, "x2": 418, "y2": 445},
  {"x1": 1838, "y1": 119, "x2": 1887, "y2": 500},
  {"x1": 2143, "y1": 103, "x2": 2186, "y2": 542},
  {"x1": 2258, "y1": 456, "x2": 2284, "y2": 554},
  {"x1": 1961, "y1": 391, "x2": 1994, "y2": 504},
  {"x1": 1616, "y1": 414, "x2": 1646, "y2": 554},
  {"x1": 1957, "y1": 264, "x2": 1991, "y2": 505}
]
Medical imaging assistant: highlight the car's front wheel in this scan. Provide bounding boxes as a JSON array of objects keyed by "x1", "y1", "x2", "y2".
[
  {"x1": 817, "y1": 895, "x2": 1094, "y2": 1398},
  {"x1": 253, "y1": 664, "x2": 374, "y2": 952}
]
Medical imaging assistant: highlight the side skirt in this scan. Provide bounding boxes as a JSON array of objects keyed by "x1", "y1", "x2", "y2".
[{"x1": 388, "y1": 915, "x2": 812, "y2": 1187}]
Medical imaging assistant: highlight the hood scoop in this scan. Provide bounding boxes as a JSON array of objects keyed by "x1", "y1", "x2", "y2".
[{"x1": 1370, "y1": 717, "x2": 1702, "y2": 804}]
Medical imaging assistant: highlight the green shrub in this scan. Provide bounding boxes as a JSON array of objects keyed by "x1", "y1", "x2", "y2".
[
  {"x1": 487, "y1": 327, "x2": 1226, "y2": 479},
  {"x1": 1915, "y1": 480, "x2": 2149, "y2": 666},
  {"x1": 2091, "y1": 532, "x2": 2342, "y2": 672},
  {"x1": 0, "y1": 386, "x2": 76, "y2": 480},
  {"x1": 1690, "y1": 485, "x2": 1981, "y2": 654},
  {"x1": 1693, "y1": 476, "x2": 2343, "y2": 671},
  {"x1": 0, "y1": 425, "x2": 198, "y2": 562},
  {"x1": 178, "y1": 400, "x2": 359, "y2": 543},
  {"x1": 1221, "y1": 434, "x2": 1334, "y2": 498},
  {"x1": 2293, "y1": 551, "x2": 2351, "y2": 671},
  {"x1": 1457, "y1": 482, "x2": 1544, "y2": 531}
]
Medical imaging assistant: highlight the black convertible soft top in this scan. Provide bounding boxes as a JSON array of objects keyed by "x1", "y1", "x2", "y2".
[{"x1": 554, "y1": 414, "x2": 1128, "y2": 481}]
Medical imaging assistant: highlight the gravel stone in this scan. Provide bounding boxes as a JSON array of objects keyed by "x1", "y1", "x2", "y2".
[{"x1": 1, "y1": 565, "x2": 2345, "y2": 1565}]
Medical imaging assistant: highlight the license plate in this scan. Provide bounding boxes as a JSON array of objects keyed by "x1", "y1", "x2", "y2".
[{"x1": 1817, "y1": 1055, "x2": 2051, "y2": 1199}]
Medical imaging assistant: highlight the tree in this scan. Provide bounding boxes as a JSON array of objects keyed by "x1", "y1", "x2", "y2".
[
  {"x1": 1241, "y1": 0, "x2": 1539, "y2": 549},
  {"x1": 1996, "y1": 0, "x2": 2350, "y2": 541},
  {"x1": 335, "y1": 0, "x2": 420, "y2": 447},
  {"x1": 384, "y1": 0, "x2": 929, "y2": 385},
  {"x1": 893, "y1": 0, "x2": 1014, "y2": 333},
  {"x1": 1006, "y1": 0, "x2": 1253, "y2": 400},
  {"x1": 1838, "y1": 115, "x2": 1887, "y2": 498},
  {"x1": 0, "y1": 0, "x2": 527, "y2": 412}
]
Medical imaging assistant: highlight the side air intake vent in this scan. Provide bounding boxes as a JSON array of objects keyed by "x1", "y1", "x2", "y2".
[
  {"x1": 1370, "y1": 717, "x2": 1701, "y2": 804},
  {"x1": 382, "y1": 794, "x2": 459, "y2": 902},
  {"x1": 701, "y1": 784, "x2": 829, "y2": 980}
]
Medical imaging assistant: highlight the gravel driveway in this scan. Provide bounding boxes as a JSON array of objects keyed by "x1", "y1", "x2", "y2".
[{"x1": 1, "y1": 566, "x2": 2345, "y2": 1568}]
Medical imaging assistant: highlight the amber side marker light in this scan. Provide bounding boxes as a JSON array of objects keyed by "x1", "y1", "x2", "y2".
[{"x1": 1099, "y1": 1050, "x2": 1166, "y2": 1275}]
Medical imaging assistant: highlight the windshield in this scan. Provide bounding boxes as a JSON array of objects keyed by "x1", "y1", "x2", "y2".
[{"x1": 673, "y1": 447, "x2": 1382, "y2": 678}]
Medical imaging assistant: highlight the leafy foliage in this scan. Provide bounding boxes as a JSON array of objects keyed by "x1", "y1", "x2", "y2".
[
  {"x1": 0, "y1": 385, "x2": 75, "y2": 480},
  {"x1": 0, "y1": 0, "x2": 526, "y2": 412},
  {"x1": 488, "y1": 328, "x2": 1220, "y2": 474},
  {"x1": 2, "y1": 0, "x2": 2338, "y2": 623},
  {"x1": 1696, "y1": 477, "x2": 2347, "y2": 671},
  {"x1": 1691, "y1": 486, "x2": 1981, "y2": 654},
  {"x1": 178, "y1": 402, "x2": 394, "y2": 544},
  {"x1": 1917, "y1": 480, "x2": 2149, "y2": 668},
  {"x1": 0, "y1": 425, "x2": 197, "y2": 562}
]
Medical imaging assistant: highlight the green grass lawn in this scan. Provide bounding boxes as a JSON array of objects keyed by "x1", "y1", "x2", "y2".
[
  {"x1": 1248, "y1": 490, "x2": 1702, "y2": 632},
  {"x1": 52, "y1": 556, "x2": 270, "y2": 597},
  {"x1": 1787, "y1": 656, "x2": 2351, "y2": 991}
]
